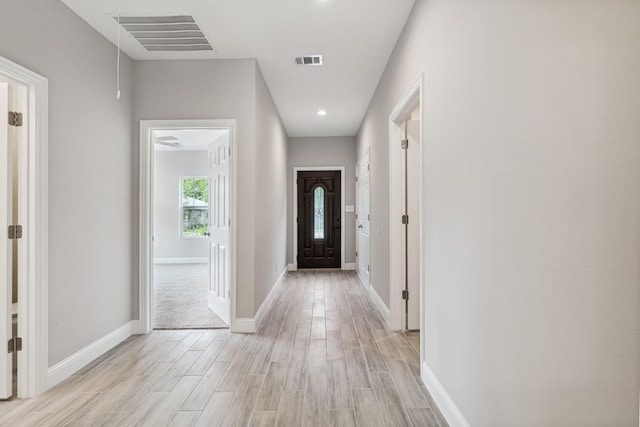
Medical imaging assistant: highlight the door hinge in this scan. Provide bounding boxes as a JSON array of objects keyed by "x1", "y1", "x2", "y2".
[
  {"x1": 8, "y1": 111, "x2": 23, "y2": 127},
  {"x1": 402, "y1": 290, "x2": 409, "y2": 300},
  {"x1": 401, "y1": 139, "x2": 408, "y2": 150},
  {"x1": 368, "y1": 164, "x2": 370, "y2": 171},
  {"x1": 355, "y1": 176, "x2": 358, "y2": 182},
  {"x1": 402, "y1": 215, "x2": 409, "y2": 225},
  {"x1": 8, "y1": 337, "x2": 22, "y2": 353},
  {"x1": 367, "y1": 214, "x2": 370, "y2": 221},
  {"x1": 8, "y1": 225, "x2": 23, "y2": 239},
  {"x1": 355, "y1": 251, "x2": 358, "y2": 257},
  {"x1": 367, "y1": 265, "x2": 370, "y2": 272}
]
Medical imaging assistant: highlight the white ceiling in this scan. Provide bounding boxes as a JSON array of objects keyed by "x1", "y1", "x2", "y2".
[
  {"x1": 60, "y1": 0, "x2": 415, "y2": 137},
  {"x1": 153, "y1": 129, "x2": 228, "y2": 151}
]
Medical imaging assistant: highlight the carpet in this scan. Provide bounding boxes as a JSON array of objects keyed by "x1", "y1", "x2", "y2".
[{"x1": 154, "y1": 263, "x2": 228, "y2": 329}]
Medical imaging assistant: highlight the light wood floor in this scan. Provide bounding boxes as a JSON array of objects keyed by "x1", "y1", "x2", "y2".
[{"x1": 0, "y1": 271, "x2": 447, "y2": 426}]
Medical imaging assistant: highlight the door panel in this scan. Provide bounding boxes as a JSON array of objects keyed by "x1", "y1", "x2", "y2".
[
  {"x1": 406, "y1": 120, "x2": 420, "y2": 330},
  {"x1": 356, "y1": 154, "x2": 370, "y2": 287},
  {"x1": 297, "y1": 171, "x2": 341, "y2": 269},
  {"x1": 207, "y1": 135, "x2": 230, "y2": 325},
  {"x1": 0, "y1": 83, "x2": 12, "y2": 398}
]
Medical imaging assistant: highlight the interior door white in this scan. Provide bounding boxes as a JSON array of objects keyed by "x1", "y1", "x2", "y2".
[
  {"x1": 356, "y1": 152, "x2": 370, "y2": 287},
  {"x1": 406, "y1": 119, "x2": 421, "y2": 330},
  {"x1": 0, "y1": 83, "x2": 13, "y2": 399},
  {"x1": 207, "y1": 134, "x2": 231, "y2": 325}
]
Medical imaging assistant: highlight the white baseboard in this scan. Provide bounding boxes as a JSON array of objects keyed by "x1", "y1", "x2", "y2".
[
  {"x1": 287, "y1": 263, "x2": 296, "y2": 271},
  {"x1": 343, "y1": 263, "x2": 356, "y2": 271},
  {"x1": 232, "y1": 318, "x2": 256, "y2": 333},
  {"x1": 422, "y1": 362, "x2": 470, "y2": 427},
  {"x1": 255, "y1": 267, "x2": 288, "y2": 326},
  {"x1": 154, "y1": 257, "x2": 207, "y2": 264},
  {"x1": 231, "y1": 267, "x2": 288, "y2": 334},
  {"x1": 47, "y1": 320, "x2": 139, "y2": 390},
  {"x1": 368, "y1": 284, "x2": 391, "y2": 328}
]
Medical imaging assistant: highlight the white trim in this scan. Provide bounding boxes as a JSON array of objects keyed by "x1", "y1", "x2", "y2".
[
  {"x1": 254, "y1": 267, "x2": 288, "y2": 327},
  {"x1": 343, "y1": 263, "x2": 356, "y2": 271},
  {"x1": 0, "y1": 56, "x2": 49, "y2": 398},
  {"x1": 139, "y1": 119, "x2": 237, "y2": 335},
  {"x1": 422, "y1": 362, "x2": 470, "y2": 427},
  {"x1": 233, "y1": 318, "x2": 256, "y2": 333},
  {"x1": 292, "y1": 166, "x2": 346, "y2": 270},
  {"x1": 287, "y1": 263, "x2": 296, "y2": 272},
  {"x1": 154, "y1": 257, "x2": 208, "y2": 265},
  {"x1": 368, "y1": 285, "x2": 390, "y2": 328},
  {"x1": 47, "y1": 321, "x2": 139, "y2": 390}
]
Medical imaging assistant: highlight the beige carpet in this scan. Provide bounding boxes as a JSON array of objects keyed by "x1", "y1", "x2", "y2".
[{"x1": 154, "y1": 263, "x2": 228, "y2": 329}]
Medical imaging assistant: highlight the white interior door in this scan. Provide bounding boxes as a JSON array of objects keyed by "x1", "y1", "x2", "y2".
[
  {"x1": 0, "y1": 82, "x2": 13, "y2": 399},
  {"x1": 207, "y1": 134, "x2": 231, "y2": 325},
  {"x1": 406, "y1": 118, "x2": 421, "y2": 330},
  {"x1": 356, "y1": 152, "x2": 370, "y2": 287}
]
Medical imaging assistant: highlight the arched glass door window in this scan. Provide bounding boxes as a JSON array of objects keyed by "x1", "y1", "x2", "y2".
[{"x1": 314, "y1": 186, "x2": 325, "y2": 239}]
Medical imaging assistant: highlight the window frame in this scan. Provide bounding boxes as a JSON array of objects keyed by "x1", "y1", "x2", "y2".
[{"x1": 179, "y1": 175, "x2": 210, "y2": 239}]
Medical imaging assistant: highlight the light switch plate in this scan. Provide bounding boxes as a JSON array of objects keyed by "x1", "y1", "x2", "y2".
[{"x1": 345, "y1": 205, "x2": 355, "y2": 212}]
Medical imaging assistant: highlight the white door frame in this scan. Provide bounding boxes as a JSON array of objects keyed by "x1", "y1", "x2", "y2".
[
  {"x1": 0, "y1": 56, "x2": 49, "y2": 398},
  {"x1": 292, "y1": 166, "x2": 346, "y2": 271},
  {"x1": 139, "y1": 119, "x2": 237, "y2": 333},
  {"x1": 388, "y1": 75, "x2": 424, "y2": 345}
]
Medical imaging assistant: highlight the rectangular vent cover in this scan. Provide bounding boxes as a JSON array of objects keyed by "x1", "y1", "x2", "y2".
[
  {"x1": 114, "y1": 15, "x2": 213, "y2": 52},
  {"x1": 295, "y1": 55, "x2": 323, "y2": 66}
]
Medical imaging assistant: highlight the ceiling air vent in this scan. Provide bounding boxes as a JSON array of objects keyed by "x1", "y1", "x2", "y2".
[
  {"x1": 114, "y1": 15, "x2": 213, "y2": 52},
  {"x1": 295, "y1": 55, "x2": 323, "y2": 66}
]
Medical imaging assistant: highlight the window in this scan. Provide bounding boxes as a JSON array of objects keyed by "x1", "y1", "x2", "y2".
[
  {"x1": 314, "y1": 186, "x2": 325, "y2": 239},
  {"x1": 180, "y1": 177, "x2": 209, "y2": 238}
]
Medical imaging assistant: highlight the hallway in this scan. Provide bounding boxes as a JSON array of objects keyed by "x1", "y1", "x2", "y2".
[{"x1": 0, "y1": 271, "x2": 445, "y2": 426}]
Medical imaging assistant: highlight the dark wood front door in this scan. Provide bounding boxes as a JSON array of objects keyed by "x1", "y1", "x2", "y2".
[{"x1": 297, "y1": 171, "x2": 341, "y2": 268}]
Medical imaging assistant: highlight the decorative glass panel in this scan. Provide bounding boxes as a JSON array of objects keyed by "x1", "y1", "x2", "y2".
[
  {"x1": 181, "y1": 177, "x2": 209, "y2": 237},
  {"x1": 314, "y1": 187, "x2": 325, "y2": 239}
]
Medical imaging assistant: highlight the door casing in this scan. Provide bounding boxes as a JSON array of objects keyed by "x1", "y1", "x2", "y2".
[
  {"x1": 292, "y1": 167, "x2": 346, "y2": 271},
  {"x1": 0, "y1": 56, "x2": 49, "y2": 398},
  {"x1": 139, "y1": 119, "x2": 237, "y2": 333}
]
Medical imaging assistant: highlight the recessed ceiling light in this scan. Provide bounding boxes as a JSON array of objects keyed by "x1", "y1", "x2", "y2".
[{"x1": 317, "y1": 109, "x2": 327, "y2": 116}]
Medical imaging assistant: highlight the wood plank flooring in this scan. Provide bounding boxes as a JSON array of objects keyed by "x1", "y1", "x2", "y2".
[{"x1": 0, "y1": 271, "x2": 448, "y2": 426}]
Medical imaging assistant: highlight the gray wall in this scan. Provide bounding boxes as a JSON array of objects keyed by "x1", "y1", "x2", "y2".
[
  {"x1": 134, "y1": 59, "x2": 288, "y2": 318},
  {"x1": 357, "y1": 0, "x2": 640, "y2": 426},
  {"x1": 287, "y1": 137, "x2": 356, "y2": 266},
  {"x1": 0, "y1": 0, "x2": 135, "y2": 365},
  {"x1": 154, "y1": 151, "x2": 209, "y2": 260},
  {"x1": 253, "y1": 67, "x2": 288, "y2": 311}
]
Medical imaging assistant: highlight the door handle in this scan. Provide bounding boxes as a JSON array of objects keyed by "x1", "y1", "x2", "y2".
[
  {"x1": 358, "y1": 225, "x2": 363, "y2": 229},
  {"x1": 204, "y1": 232, "x2": 210, "y2": 237}
]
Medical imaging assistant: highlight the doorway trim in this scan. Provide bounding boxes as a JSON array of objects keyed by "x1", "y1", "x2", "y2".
[
  {"x1": 388, "y1": 75, "x2": 424, "y2": 343},
  {"x1": 0, "y1": 56, "x2": 49, "y2": 398},
  {"x1": 139, "y1": 119, "x2": 237, "y2": 333},
  {"x1": 292, "y1": 167, "x2": 346, "y2": 271}
]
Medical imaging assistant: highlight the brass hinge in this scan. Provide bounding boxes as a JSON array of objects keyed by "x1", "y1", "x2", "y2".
[
  {"x1": 8, "y1": 337, "x2": 22, "y2": 353},
  {"x1": 402, "y1": 215, "x2": 409, "y2": 225},
  {"x1": 8, "y1": 225, "x2": 23, "y2": 239},
  {"x1": 401, "y1": 139, "x2": 408, "y2": 149},
  {"x1": 8, "y1": 111, "x2": 23, "y2": 127},
  {"x1": 402, "y1": 290, "x2": 409, "y2": 300}
]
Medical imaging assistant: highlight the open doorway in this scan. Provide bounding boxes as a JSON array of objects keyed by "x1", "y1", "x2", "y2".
[
  {"x1": 389, "y1": 76, "x2": 424, "y2": 351},
  {"x1": 153, "y1": 129, "x2": 228, "y2": 329},
  {"x1": 140, "y1": 120, "x2": 237, "y2": 333},
  {"x1": 0, "y1": 56, "x2": 48, "y2": 399}
]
